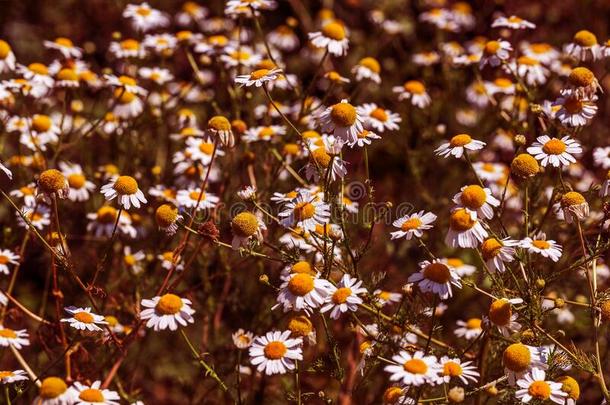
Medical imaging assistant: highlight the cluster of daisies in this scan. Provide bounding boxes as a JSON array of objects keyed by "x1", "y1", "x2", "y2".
[{"x1": 0, "y1": 0, "x2": 607, "y2": 403}]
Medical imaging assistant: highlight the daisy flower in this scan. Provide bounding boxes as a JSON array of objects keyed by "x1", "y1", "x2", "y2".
[
  {"x1": 0, "y1": 40, "x2": 16, "y2": 73},
  {"x1": 100, "y1": 175, "x2": 147, "y2": 210},
  {"x1": 231, "y1": 211, "x2": 265, "y2": 249},
  {"x1": 176, "y1": 188, "x2": 219, "y2": 211},
  {"x1": 565, "y1": 66, "x2": 601, "y2": 98},
  {"x1": 206, "y1": 115, "x2": 235, "y2": 148},
  {"x1": 109, "y1": 38, "x2": 146, "y2": 59},
  {"x1": 438, "y1": 356, "x2": 480, "y2": 385},
  {"x1": 515, "y1": 368, "x2": 567, "y2": 404},
  {"x1": 481, "y1": 237, "x2": 518, "y2": 272},
  {"x1": 321, "y1": 274, "x2": 366, "y2": 319},
  {"x1": 318, "y1": 99, "x2": 364, "y2": 144},
  {"x1": 553, "y1": 94, "x2": 598, "y2": 127},
  {"x1": 249, "y1": 330, "x2": 303, "y2": 375},
  {"x1": 34, "y1": 376, "x2": 73, "y2": 405},
  {"x1": 454, "y1": 318, "x2": 483, "y2": 340},
  {"x1": 140, "y1": 293, "x2": 195, "y2": 331},
  {"x1": 557, "y1": 376, "x2": 580, "y2": 405},
  {"x1": 508, "y1": 56, "x2": 549, "y2": 86},
  {"x1": 564, "y1": 30, "x2": 601, "y2": 61},
  {"x1": 352, "y1": 57, "x2": 381, "y2": 83},
  {"x1": 308, "y1": 21, "x2": 349, "y2": 56},
  {"x1": 71, "y1": 380, "x2": 120, "y2": 405},
  {"x1": 176, "y1": 1, "x2": 209, "y2": 26},
  {"x1": 123, "y1": 2, "x2": 169, "y2": 32},
  {"x1": 593, "y1": 147, "x2": 610, "y2": 169},
  {"x1": 235, "y1": 68, "x2": 282, "y2": 87},
  {"x1": 392, "y1": 80, "x2": 431, "y2": 108},
  {"x1": 504, "y1": 344, "x2": 548, "y2": 385},
  {"x1": 86, "y1": 206, "x2": 137, "y2": 238},
  {"x1": 220, "y1": 46, "x2": 261, "y2": 68},
  {"x1": 17, "y1": 206, "x2": 51, "y2": 230},
  {"x1": 520, "y1": 235, "x2": 562, "y2": 262},
  {"x1": 0, "y1": 369, "x2": 28, "y2": 384},
  {"x1": 274, "y1": 272, "x2": 332, "y2": 314},
  {"x1": 58, "y1": 162, "x2": 96, "y2": 202},
  {"x1": 43, "y1": 37, "x2": 82, "y2": 59},
  {"x1": 419, "y1": 8, "x2": 457, "y2": 31},
  {"x1": 123, "y1": 246, "x2": 146, "y2": 274},
  {"x1": 445, "y1": 208, "x2": 488, "y2": 248},
  {"x1": 0, "y1": 326, "x2": 29, "y2": 349},
  {"x1": 453, "y1": 184, "x2": 499, "y2": 220},
  {"x1": 384, "y1": 351, "x2": 441, "y2": 387},
  {"x1": 526, "y1": 135, "x2": 581, "y2": 168},
  {"x1": 479, "y1": 40, "x2": 512, "y2": 68},
  {"x1": 61, "y1": 306, "x2": 108, "y2": 332},
  {"x1": 487, "y1": 298, "x2": 523, "y2": 336},
  {"x1": 232, "y1": 329, "x2": 254, "y2": 349},
  {"x1": 184, "y1": 138, "x2": 225, "y2": 165},
  {"x1": 373, "y1": 290, "x2": 402, "y2": 306},
  {"x1": 138, "y1": 67, "x2": 173, "y2": 85},
  {"x1": 304, "y1": 145, "x2": 347, "y2": 182},
  {"x1": 491, "y1": 15, "x2": 536, "y2": 29},
  {"x1": 408, "y1": 260, "x2": 462, "y2": 300},
  {"x1": 390, "y1": 211, "x2": 437, "y2": 240},
  {"x1": 242, "y1": 125, "x2": 286, "y2": 143},
  {"x1": 279, "y1": 190, "x2": 330, "y2": 232},
  {"x1": 112, "y1": 89, "x2": 144, "y2": 119},
  {"x1": 560, "y1": 191, "x2": 589, "y2": 223},
  {"x1": 0, "y1": 249, "x2": 19, "y2": 275},
  {"x1": 157, "y1": 251, "x2": 183, "y2": 272},
  {"x1": 444, "y1": 258, "x2": 476, "y2": 276},
  {"x1": 435, "y1": 133, "x2": 485, "y2": 159},
  {"x1": 350, "y1": 129, "x2": 381, "y2": 148},
  {"x1": 357, "y1": 103, "x2": 401, "y2": 132}
]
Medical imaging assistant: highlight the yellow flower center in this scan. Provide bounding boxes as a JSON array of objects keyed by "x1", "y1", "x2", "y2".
[
  {"x1": 288, "y1": 273, "x2": 315, "y2": 296},
  {"x1": 489, "y1": 299, "x2": 512, "y2": 326},
  {"x1": 97, "y1": 206, "x2": 117, "y2": 223},
  {"x1": 113, "y1": 175, "x2": 138, "y2": 195},
  {"x1": 283, "y1": 143, "x2": 300, "y2": 155},
  {"x1": 449, "y1": 208, "x2": 476, "y2": 231},
  {"x1": 121, "y1": 39, "x2": 139, "y2": 50},
  {"x1": 0, "y1": 256, "x2": 8, "y2": 265},
  {"x1": 264, "y1": 341, "x2": 287, "y2": 359},
  {"x1": 404, "y1": 80, "x2": 425, "y2": 94},
  {"x1": 461, "y1": 185, "x2": 487, "y2": 209},
  {"x1": 530, "y1": 43, "x2": 551, "y2": 54},
  {"x1": 446, "y1": 258, "x2": 464, "y2": 268},
  {"x1": 484, "y1": 40, "x2": 501, "y2": 55},
  {"x1": 74, "y1": 311, "x2": 94, "y2": 323},
  {"x1": 136, "y1": 6, "x2": 152, "y2": 16},
  {"x1": 231, "y1": 212, "x2": 259, "y2": 237},
  {"x1": 28, "y1": 63, "x2": 48, "y2": 75},
  {"x1": 517, "y1": 56, "x2": 538, "y2": 66},
  {"x1": 569, "y1": 67, "x2": 595, "y2": 87},
  {"x1": 403, "y1": 359, "x2": 428, "y2": 374},
  {"x1": 481, "y1": 238, "x2": 503, "y2": 260},
  {"x1": 359, "y1": 57, "x2": 380, "y2": 73},
  {"x1": 370, "y1": 108, "x2": 388, "y2": 122},
  {"x1": 311, "y1": 148, "x2": 331, "y2": 168},
  {"x1": 561, "y1": 191, "x2": 586, "y2": 207},
  {"x1": 332, "y1": 287, "x2": 352, "y2": 304},
  {"x1": 291, "y1": 261, "x2": 314, "y2": 275},
  {"x1": 198, "y1": 142, "x2": 215, "y2": 155},
  {"x1": 383, "y1": 387, "x2": 404, "y2": 404},
  {"x1": 293, "y1": 202, "x2": 316, "y2": 221},
  {"x1": 330, "y1": 102, "x2": 357, "y2": 127},
  {"x1": 40, "y1": 377, "x2": 67, "y2": 399},
  {"x1": 288, "y1": 315, "x2": 313, "y2": 336},
  {"x1": 57, "y1": 68, "x2": 78, "y2": 81},
  {"x1": 39, "y1": 169, "x2": 66, "y2": 193},
  {"x1": 124, "y1": 254, "x2": 136, "y2": 266},
  {"x1": 558, "y1": 376, "x2": 580, "y2": 400},
  {"x1": 0, "y1": 329, "x2": 16, "y2": 338},
  {"x1": 542, "y1": 139, "x2": 566, "y2": 155},
  {"x1": 79, "y1": 388, "x2": 105, "y2": 402},
  {"x1": 105, "y1": 315, "x2": 118, "y2": 327},
  {"x1": 209, "y1": 35, "x2": 228, "y2": 47},
  {"x1": 0, "y1": 371, "x2": 13, "y2": 379},
  {"x1": 208, "y1": 116, "x2": 231, "y2": 131},
  {"x1": 503, "y1": 343, "x2": 531, "y2": 372},
  {"x1": 0, "y1": 40, "x2": 11, "y2": 59},
  {"x1": 443, "y1": 361, "x2": 463, "y2": 377},
  {"x1": 573, "y1": 30, "x2": 598, "y2": 47},
  {"x1": 54, "y1": 37, "x2": 73, "y2": 47},
  {"x1": 115, "y1": 89, "x2": 136, "y2": 104},
  {"x1": 449, "y1": 134, "x2": 472, "y2": 147},
  {"x1": 156, "y1": 204, "x2": 178, "y2": 228},
  {"x1": 563, "y1": 96, "x2": 583, "y2": 114},
  {"x1": 511, "y1": 154, "x2": 539, "y2": 178},
  {"x1": 528, "y1": 381, "x2": 551, "y2": 399},
  {"x1": 155, "y1": 293, "x2": 183, "y2": 315},
  {"x1": 258, "y1": 127, "x2": 274, "y2": 139},
  {"x1": 508, "y1": 16, "x2": 523, "y2": 23},
  {"x1": 250, "y1": 69, "x2": 270, "y2": 80},
  {"x1": 466, "y1": 318, "x2": 482, "y2": 329},
  {"x1": 532, "y1": 240, "x2": 550, "y2": 249},
  {"x1": 68, "y1": 173, "x2": 86, "y2": 189},
  {"x1": 401, "y1": 217, "x2": 422, "y2": 231},
  {"x1": 321, "y1": 22, "x2": 346, "y2": 40},
  {"x1": 32, "y1": 115, "x2": 52, "y2": 132},
  {"x1": 423, "y1": 262, "x2": 452, "y2": 283},
  {"x1": 189, "y1": 191, "x2": 205, "y2": 201},
  {"x1": 230, "y1": 50, "x2": 251, "y2": 61}
]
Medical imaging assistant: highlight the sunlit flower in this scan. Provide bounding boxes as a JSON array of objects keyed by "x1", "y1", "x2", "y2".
[
  {"x1": 123, "y1": 2, "x2": 169, "y2": 32},
  {"x1": 352, "y1": 57, "x2": 381, "y2": 83},
  {"x1": 318, "y1": 99, "x2": 364, "y2": 144},
  {"x1": 71, "y1": 380, "x2": 120, "y2": 405},
  {"x1": 453, "y1": 184, "x2": 499, "y2": 220},
  {"x1": 274, "y1": 272, "x2": 332, "y2": 314},
  {"x1": 445, "y1": 208, "x2": 488, "y2": 248},
  {"x1": 491, "y1": 15, "x2": 535, "y2": 29},
  {"x1": 435, "y1": 133, "x2": 485, "y2": 159},
  {"x1": 0, "y1": 369, "x2": 28, "y2": 384},
  {"x1": 553, "y1": 94, "x2": 598, "y2": 127},
  {"x1": 232, "y1": 329, "x2": 254, "y2": 349},
  {"x1": 515, "y1": 368, "x2": 566, "y2": 404},
  {"x1": 357, "y1": 103, "x2": 401, "y2": 133},
  {"x1": 564, "y1": 30, "x2": 601, "y2": 61},
  {"x1": 520, "y1": 235, "x2": 562, "y2": 262},
  {"x1": 321, "y1": 274, "x2": 366, "y2": 319},
  {"x1": 34, "y1": 376, "x2": 73, "y2": 405},
  {"x1": 0, "y1": 326, "x2": 29, "y2": 349},
  {"x1": 279, "y1": 190, "x2": 330, "y2": 232},
  {"x1": 61, "y1": 306, "x2": 108, "y2": 332},
  {"x1": 0, "y1": 249, "x2": 19, "y2": 275},
  {"x1": 479, "y1": 40, "x2": 512, "y2": 68},
  {"x1": 526, "y1": 135, "x2": 581, "y2": 168},
  {"x1": 454, "y1": 318, "x2": 483, "y2": 340},
  {"x1": 140, "y1": 294, "x2": 195, "y2": 331},
  {"x1": 481, "y1": 237, "x2": 518, "y2": 272},
  {"x1": 0, "y1": 40, "x2": 16, "y2": 73},
  {"x1": 235, "y1": 68, "x2": 282, "y2": 87},
  {"x1": 438, "y1": 356, "x2": 480, "y2": 385},
  {"x1": 309, "y1": 21, "x2": 349, "y2": 56},
  {"x1": 486, "y1": 297, "x2": 523, "y2": 336},
  {"x1": 101, "y1": 175, "x2": 147, "y2": 209},
  {"x1": 249, "y1": 330, "x2": 303, "y2": 375},
  {"x1": 231, "y1": 211, "x2": 265, "y2": 249},
  {"x1": 392, "y1": 80, "x2": 431, "y2": 108},
  {"x1": 384, "y1": 350, "x2": 441, "y2": 386},
  {"x1": 176, "y1": 188, "x2": 219, "y2": 211},
  {"x1": 559, "y1": 191, "x2": 589, "y2": 223},
  {"x1": 44, "y1": 37, "x2": 82, "y2": 59},
  {"x1": 409, "y1": 259, "x2": 462, "y2": 299},
  {"x1": 390, "y1": 211, "x2": 437, "y2": 240},
  {"x1": 58, "y1": 162, "x2": 96, "y2": 202}
]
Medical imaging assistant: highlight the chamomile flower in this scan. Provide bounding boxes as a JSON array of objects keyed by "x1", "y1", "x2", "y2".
[
  {"x1": 140, "y1": 294, "x2": 195, "y2": 331},
  {"x1": 123, "y1": 246, "x2": 146, "y2": 274},
  {"x1": 304, "y1": 145, "x2": 347, "y2": 181},
  {"x1": 44, "y1": 37, "x2": 82, "y2": 59},
  {"x1": 554, "y1": 94, "x2": 598, "y2": 127},
  {"x1": 101, "y1": 175, "x2": 147, "y2": 209},
  {"x1": 0, "y1": 40, "x2": 16, "y2": 73},
  {"x1": 138, "y1": 67, "x2": 173, "y2": 85},
  {"x1": 444, "y1": 258, "x2": 477, "y2": 276},
  {"x1": 176, "y1": 2, "x2": 209, "y2": 26},
  {"x1": 352, "y1": 57, "x2": 381, "y2": 83},
  {"x1": 454, "y1": 318, "x2": 483, "y2": 340},
  {"x1": 71, "y1": 380, "x2": 120, "y2": 405},
  {"x1": 526, "y1": 135, "x2": 581, "y2": 168},
  {"x1": 61, "y1": 307, "x2": 108, "y2": 332},
  {"x1": 593, "y1": 147, "x2": 610, "y2": 169},
  {"x1": 279, "y1": 190, "x2": 330, "y2": 232},
  {"x1": 0, "y1": 369, "x2": 27, "y2": 384},
  {"x1": 392, "y1": 80, "x2": 431, "y2": 108},
  {"x1": 34, "y1": 376, "x2": 73, "y2": 405},
  {"x1": 520, "y1": 235, "x2": 562, "y2": 262},
  {"x1": 232, "y1": 329, "x2": 254, "y2": 349},
  {"x1": 479, "y1": 40, "x2": 512, "y2": 68},
  {"x1": 206, "y1": 115, "x2": 235, "y2": 148},
  {"x1": 350, "y1": 129, "x2": 381, "y2": 148},
  {"x1": 123, "y1": 2, "x2": 169, "y2": 32},
  {"x1": 557, "y1": 376, "x2": 580, "y2": 405},
  {"x1": 453, "y1": 184, "x2": 499, "y2": 220},
  {"x1": 274, "y1": 272, "x2": 332, "y2": 314},
  {"x1": 58, "y1": 162, "x2": 96, "y2": 202},
  {"x1": 242, "y1": 125, "x2": 286, "y2": 143},
  {"x1": 0, "y1": 326, "x2": 29, "y2": 349},
  {"x1": 408, "y1": 260, "x2": 462, "y2": 300},
  {"x1": 249, "y1": 330, "x2": 303, "y2": 375},
  {"x1": 487, "y1": 297, "x2": 523, "y2": 336},
  {"x1": 176, "y1": 188, "x2": 219, "y2": 211},
  {"x1": 481, "y1": 237, "x2": 518, "y2": 272},
  {"x1": 309, "y1": 21, "x2": 349, "y2": 56},
  {"x1": 318, "y1": 99, "x2": 364, "y2": 144},
  {"x1": 357, "y1": 103, "x2": 401, "y2": 133},
  {"x1": 560, "y1": 191, "x2": 589, "y2": 223},
  {"x1": 515, "y1": 368, "x2": 567, "y2": 404},
  {"x1": 184, "y1": 138, "x2": 224, "y2": 165},
  {"x1": 231, "y1": 211, "x2": 265, "y2": 249},
  {"x1": 508, "y1": 56, "x2": 549, "y2": 86},
  {"x1": 17, "y1": 206, "x2": 51, "y2": 230},
  {"x1": 37, "y1": 169, "x2": 69, "y2": 200},
  {"x1": 384, "y1": 351, "x2": 441, "y2": 387},
  {"x1": 504, "y1": 344, "x2": 547, "y2": 385},
  {"x1": 438, "y1": 357, "x2": 480, "y2": 385},
  {"x1": 445, "y1": 208, "x2": 488, "y2": 248},
  {"x1": 373, "y1": 290, "x2": 402, "y2": 306},
  {"x1": 564, "y1": 30, "x2": 601, "y2": 61},
  {"x1": 86, "y1": 206, "x2": 137, "y2": 238},
  {"x1": 491, "y1": 15, "x2": 535, "y2": 29},
  {"x1": 109, "y1": 39, "x2": 146, "y2": 59},
  {"x1": 235, "y1": 68, "x2": 282, "y2": 87},
  {"x1": 390, "y1": 211, "x2": 437, "y2": 240},
  {"x1": 321, "y1": 274, "x2": 366, "y2": 319},
  {"x1": 0, "y1": 249, "x2": 19, "y2": 275},
  {"x1": 267, "y1": 25, "x2": 299, "y2": 52},
  {"x1": 435, "y1": 133, "x2": 486, "y2": 159}
]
